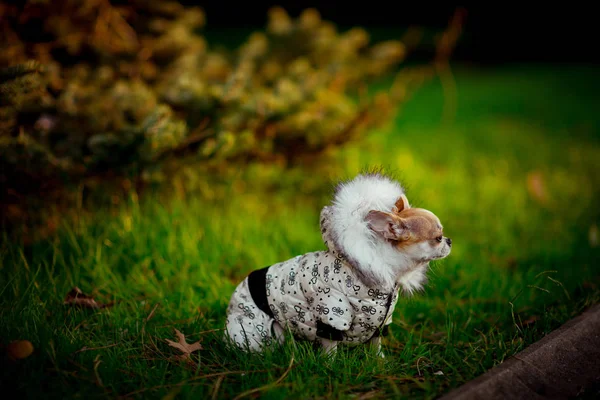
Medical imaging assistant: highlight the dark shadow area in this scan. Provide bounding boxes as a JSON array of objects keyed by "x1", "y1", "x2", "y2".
[{"x1": 195, "y1": 2, "x2": 600, "y2": 65}]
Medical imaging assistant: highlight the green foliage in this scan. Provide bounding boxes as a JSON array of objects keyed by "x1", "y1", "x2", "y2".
[
  {"x1": 0, "y1": 1, "x2": 432, "y2": 206},
  {"x1": 1, "y1": 65, "x2": 599, "y2": 399}
]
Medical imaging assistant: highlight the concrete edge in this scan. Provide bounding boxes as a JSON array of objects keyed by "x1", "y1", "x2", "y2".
[{"x1": 439, "y1": 303, "x2": 600, "y2": 399}]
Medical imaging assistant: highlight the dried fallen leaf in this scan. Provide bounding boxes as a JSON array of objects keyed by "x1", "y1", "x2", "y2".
[
  {"x1": 64, "y1": 287, "x2": 114, "y2": 309},
  {"x1": 519, "y1": 315, "x2": 540, "y2": 327},
  {"x1": 165, "y1": 329, "x2": 202, "y2": 360},
  {"x1": 7, "y1": 340, "x2": 34, "y2": 360}
]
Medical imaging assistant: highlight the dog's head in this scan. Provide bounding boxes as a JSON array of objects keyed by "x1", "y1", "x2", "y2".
[
  {"x1": 321, "y1": 172, "x2": 451, "y2": 289},
  {"x1": 365, "y1": 194, "x2": 452, "y2": 263}
]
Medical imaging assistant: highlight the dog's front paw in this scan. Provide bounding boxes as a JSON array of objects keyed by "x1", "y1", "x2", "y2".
[
  {"x1": 369, "y1": 336, "x2": 386, "y2": 359},
  {"x1": 320, "y1": 338, "x2": 338, "y2": 359}
]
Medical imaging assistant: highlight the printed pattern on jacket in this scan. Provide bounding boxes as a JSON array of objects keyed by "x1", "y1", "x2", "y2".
[
  {"x1": 266, "y1": 250, "x2": 399, "y2": 344},
  {"x1": 225, "y1": 205, "x2": 401, "y2": 351}
]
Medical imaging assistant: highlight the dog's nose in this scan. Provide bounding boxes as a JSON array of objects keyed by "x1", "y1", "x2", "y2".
[{"x1": 446, "y1": 237, "x2": 452, "y2": 246}]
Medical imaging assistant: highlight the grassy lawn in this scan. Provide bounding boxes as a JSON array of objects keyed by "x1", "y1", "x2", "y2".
[{"x1": 1, "y1": 64, "x2": 599, "y2": 399}]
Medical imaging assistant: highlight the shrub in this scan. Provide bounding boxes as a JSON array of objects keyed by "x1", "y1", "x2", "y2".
[{"x1": 0, "y1": 1, "x2": 460, "y2": 239}]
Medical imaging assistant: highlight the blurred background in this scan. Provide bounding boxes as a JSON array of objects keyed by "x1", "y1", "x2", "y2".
[
  {"x1": 199, "y1": 2, "x2": 600, "y2": 65},
  {"x1": 1, "y1": 2, "x2": 599, "y2": 398},
  {"x1": 2, "y1": 1, "x2": 598, "y2": 234}
]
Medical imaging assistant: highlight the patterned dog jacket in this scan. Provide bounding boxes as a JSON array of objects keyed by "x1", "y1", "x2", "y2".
[{"x1": 224, "y1": 173, "x2": 410, "y2": 352}]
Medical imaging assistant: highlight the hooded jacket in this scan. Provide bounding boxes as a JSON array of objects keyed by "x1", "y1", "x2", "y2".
[{"x1": 242, "y1": 172, "x2": 424, "y2": 345}]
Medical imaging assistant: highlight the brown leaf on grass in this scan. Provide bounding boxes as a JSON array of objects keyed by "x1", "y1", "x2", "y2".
[
  {"x1": 64, "y1": 287, "x2": 114, "y2": 309},
  {"x1": 526, "y1": 171, "x2": 548, "y2": 204},
  {"x1": 6, "y1": 340, "x2": 34, "y2": 360},
  {"x1": 519, "y1": 315, "x2": 540, "y2": 328},
  {"x1": 165, "y1": 329, "x2": 202, "y2": 360}
]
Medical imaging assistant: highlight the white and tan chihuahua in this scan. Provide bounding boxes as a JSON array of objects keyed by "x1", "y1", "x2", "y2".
[{"x1": 225, "y1": 172, "x2": 451, "y2": 356}]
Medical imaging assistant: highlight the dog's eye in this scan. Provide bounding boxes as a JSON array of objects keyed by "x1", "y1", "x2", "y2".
[{"x1": 436, "y1": 236, "x2": 443, "y2": 242}]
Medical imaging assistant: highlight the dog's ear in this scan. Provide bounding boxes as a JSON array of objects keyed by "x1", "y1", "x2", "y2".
[
  {"x1": 392, "y1": 194, "x2": 410, "y2": 213},
  {"x1": 366, "y1": 210, "x2": 408, "y2": 241}
]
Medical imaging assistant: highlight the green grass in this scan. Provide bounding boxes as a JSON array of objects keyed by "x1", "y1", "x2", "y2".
[{"x1": 2, "y1": 64, "x2": 599, "y2": 399}]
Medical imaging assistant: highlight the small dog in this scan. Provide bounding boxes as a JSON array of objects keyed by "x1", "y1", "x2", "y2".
[{"x1": 224, "y1": 172, "x2": 451, "y2": 356}]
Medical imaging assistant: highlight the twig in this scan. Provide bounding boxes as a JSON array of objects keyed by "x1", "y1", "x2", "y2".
[
  {"x1": 145, "y1": 303, "x2": 159, "y2": 322},
  {"x1": 527, "y1": 285, "x2": 551, "y2": 294},
  {"x1": 232, "y1": 355, "x2": 295, "y2": 400},
  {"x1": 47, "y1": 368, "x2": 97, "y2": 384},
  {"x1": 93, "y1": 354, "x2": 103, "y2": 387},
  {"x1": 211, "y1": 375, "x2": 225, "y2": 400},
  {"x1": 155, "y1": 316, "x2": 198, "y2": 328},
  {"x1": 73, "y1": 343, "x2": 118, "y2": 354},
  {"x1": 416, "y1": 356, "x2": 424, "y2": 376},
  {"x1": 435, "y1": 61, "x2": 457, "y2": 125},
  {"x1": 535, "y1": 270, "x2": 558, "y2": 278},
  {"x1": 509, "y1": 301, "x2": 523, "y2": 336},
  {"x1": 433, "y1": 7, "x2": 466, "y2": 126},
  {"x1": 435, "y1": 7, "x2": 467, "y2": 63},
  {"x1": 190, "y1": 328, "x2": 225, "y2": 336},
  {"x1": 123, "y1": 370, "x2": 254, "y2": 397},
  {"x1": 67, "y1": 358, "x2": 89, "y2": 372},
  {"x1": 474, "y1": 329, "x2": 488, "y2": 347}
]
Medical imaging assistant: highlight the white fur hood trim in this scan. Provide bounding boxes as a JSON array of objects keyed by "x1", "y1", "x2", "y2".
[{"x1": 320, "y1": 172, "x2": 407, "y2": 290}]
